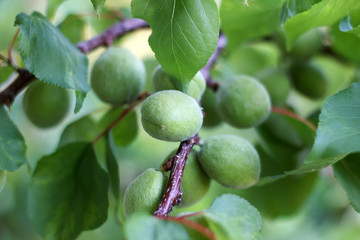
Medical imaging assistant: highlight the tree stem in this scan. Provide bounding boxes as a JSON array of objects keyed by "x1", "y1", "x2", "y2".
[{"x1": 154, "y1": 134, "x2": 201, "y2": 217}]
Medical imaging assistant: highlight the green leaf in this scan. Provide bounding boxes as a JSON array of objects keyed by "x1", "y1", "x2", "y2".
[
  {"x1": 0, "y1": 65, "x2": 14, "y2": 83},
  {"x1": 15, "y1": 12, "x2": 90, "y2": 113},
  {"x1": 290, "y1": 82, "x2": 360, "y2": 174},
  {"x1": 284, "y1": 0, "x2": 360, "y2": 49},
  {"x1": 58, "y1": 115, "x2": 98, "y2": 148},
  {"x1": 28, "y1": 143, "x2": 109, "y2": 240},
  {"x1": 131, "y1": 0, "x2": 220, "y2": 89},
  {"x1": 221, "y1": 0, "x2": 282, "y2": 47},
  {"x1": 47, "y1": 0, "x2": 68, "y2": 19},
  {"x1": 203, "y1": 194, "x2": 262, "y2": 240},
  {"x1": 333, "y1": 153, "x2": 360, "y2": 213},
  {"x1": 58, "y1": 14, "x2": 85, "y2": 43},
  {"x1": 339, "y1": 15, "x2": 360, "y2": 37},
  {"x1": 0, "y1": 170, "x2": 6, "y2": 193},
  {"x1": 106, "y1": 133, "x2": 120, "y2": 201},
  {"x1": 90, "y1": 7, "x2": 123, "y2": 34},
  {"x1": 125, "y1": 213, "x2": 190, "y2": 240},
  {"x1": 99, "y1": 106, "x2": 138, "y2": 147},
  {"x1": 0, "y1": 105, "x2": 27, "y2": 171},
  {"x1": 91, "y1": 0, "x2": 106, "y2": 17},
  {"x1": 279, "y1": 0, "x2": 321, "y2": 25}
]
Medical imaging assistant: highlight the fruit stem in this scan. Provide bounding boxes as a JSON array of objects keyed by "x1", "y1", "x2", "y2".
[
  {"x1": 201, "y1": 33, "x2": 227, "y2": 92},
  {"x1": 92, "y1": 92, "x2": 150, "y2": 145},
  {"x1": 154, "y1": 134, "x2": 201, "y2": 217}
]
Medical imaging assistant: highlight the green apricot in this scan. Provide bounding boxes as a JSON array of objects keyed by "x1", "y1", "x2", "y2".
[
  {"x1": 216, "y1": 76, "x2": 271, "y2": 128},
  {"x1": 289, "y1": 62, "x2": 326, "y2": 99},
  {"x1": 141, "y1": 90, "x2": 203, "y2": 142},
  {"x1": 90, "y1": 47, "x2": 145, "y2": 105},
  {"x1": 163, "y1": 150, "x2": 210, "y2": 207},
  {"x1": 123, "y1": 168, "x2": 165, "y2": 217},
  {"x1": 22, "y1": 80, "x2": 69, "y2": 128},
  {"x1": 199, "y1": 135, "x2": 260, "y2": 189},
  {"x1": 289, "y1": 29, "x2": 323, "y2": 60},
  {"x1": 202, "y1": 88, "x2": 222, "y2": 127},
  {"x1": 199, "y1": 135, "x2": 260, "y2": 188},
  {"x1": 257, "y1": 68, "x2": 290, "y2": 106},
  {"x1": 152, "y1": 66, "x2": 206, "y2": 101}
]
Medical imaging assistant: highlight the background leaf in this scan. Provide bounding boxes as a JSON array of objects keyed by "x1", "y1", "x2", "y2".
[
  {"x1": 28, "y1": 143, "x2": 109, "y2": 240},
  {"x1": 58, "y1": 14, "x2": 85, "y2": 43},
  {"x1": 221, "y1": 0, "x2": 282, "y2": 47},
  {"x1": 283, "y1": 0, "x2": 360, "y2": 49},
  {"x1": 125, "y1": 213, "x2": 190, "y2": 240},
  {"x1": 106, "y1": 133, "x2": 120, "y2": 201},
  {"x1": 0, "y1": 105, "x2": 27, "y2": 171},
  {"x1": 0, "y1": 170, "x2": 6, "y2": 193},
  {"x1": 131, "y1": 0, "x2": 219, "y2": 90},
  {"x1": 333, "y1": 153, "x2": 360, "y2": 213},
  {"x1": 290, "y1": 82, "x2": 360, "y2": 174},
  {"x1": 279, "y1": 0, "x2": 321, "y2": 25},
  {"x1": 47, "y1": 0, "x2": 68, "y2": 19},
  {"x1": 99, "y1": 106, "x2": 138, "y2": 147},
  {"x1": 15, "y1": 12, "x2": 90, "y2": 113},
  {"x1": 91, "y1": 0, "x2": 106, "y2": 17},
  {"x1": 203, "y1": 194, "x2": 262, "y2": 240},
  {"x1": 0, "y1": 65, "x2": 14, "y2": 84}
]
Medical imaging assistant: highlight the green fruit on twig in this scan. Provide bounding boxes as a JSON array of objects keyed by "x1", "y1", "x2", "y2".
[
  {"x1": 141, "y1": 90, "x2": 203, "y2": 142},
  {"x1": 163, "y1": 150, "x2": 210, "y2": 207},
  {"x1": 90, "y1": 47, "x2": 146, "y2": 105},
  {"x1": 199, "y1": 135, "x2": 260, "y2": 189},
  {"x1": 289, "y1": 29, "x2": 323, "y2": 60},
  {"x1": 289, "y1": 62, "x2": 326, "y2": 99},
  {"x1": 202, "y1": 88, "x2": 222, "y2": 127},
  {"x1": 22, "y1": 80, "x2": 70, "y2": 128},
  {"x1": 152, "y1": 66, "x2": 206, "y2": 101},
  {"x1": 257, "y1": 68, "x2": 290, "y2": 106},
  {"x1": 123, "y1": 168, "x2": 166, "y2": 217},
  {"x1": 216, "y1": 75, "x2": 271, "y2": 128}
]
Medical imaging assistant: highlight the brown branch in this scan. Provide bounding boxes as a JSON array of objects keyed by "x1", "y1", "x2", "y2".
[
  {"x1": 92, "y1": 92, "x2": 150, "y2": 144},
  {"x1": 271, "y1": 106, "x2": 317, "y2": 131},
  {"x1": 0, "y1": 18, "x2": 150, "y2": 107},
  {"x1": 77, "y1": 18, "x2": 149, "y2": 54},
  {"x1": 154, "y1": 134, "x2": 201, "y2": 217},
  {"x1": 201, "y1": 34, "x2": 227, "y2": 92},
  {"x1": 161, "y1": 215, "x2": 216, "y2": 240}
]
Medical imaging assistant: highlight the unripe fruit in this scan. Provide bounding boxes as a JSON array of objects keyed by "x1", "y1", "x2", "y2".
[
  {"x1": 288, "y1": 62, "x2": 326, "y2": 99},
  {"x1": 216, "y1": 76, "x2": 271, "y2": 128},
  {"x1": 289, "y1": 29, "x2": 323, "y2": 60},
  {"x1": 202, "y1": 88, "x2": 222, "y2": 127},
  {"x1": 257, "y1": 68, "x2": 290, "y2": 106},
  {"x1": 123, "y1": 168, "x2": 165, "y2": 217},
  {"x1": 90, "y1": 47, "x2": 146, "y2": 105},
  {"x1": 198, "y1": 135, "x2": 260, "y2": 189},
  {"x1": 141, "y1": 90, "x2": 203, "y2": 142},
  {"x1": 163, "y1": 150, "x2": 210, "y2": 207},
  {"x1": 22, "y1": 80, "x2": 69, "y2": 128},
  {"x1": 152, "y1": 66, "x2": 206, "y2": 101}
]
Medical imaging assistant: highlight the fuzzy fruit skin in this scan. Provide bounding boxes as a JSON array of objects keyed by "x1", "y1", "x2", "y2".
[
  {"x1": 152, "y1": 66, "x2": 206, "y2": 101},
  {"x1": 90, "y1": 47, "x2": 145, "y2": 105},
  {"x1": 163, "y1": 150, "x2": 210, "y2": 207},
  {"x1": 289, "y1": 62, "x2": 326, "y2": 99},
  {"x1": 141, "y1": 90, "x2": 203, "y2": 142},
  {"x1": 123, "y1": 168, "x2": 165, "y2": 217},
  {"x1": 198, "y1": 135, "x2": 260, "y2": 189},
  {"x1": 22, "y1": 80, "x2": 69, "y2": 128},
  {"x1": 216, "y1": 76, "x2": 271, "y2": 128},
  {"x1": 202, "y1": 88, "x2": 222, "y2": 127},
  {"x1": 257, "y1": 68, "x2": 290, "y2": 106}
]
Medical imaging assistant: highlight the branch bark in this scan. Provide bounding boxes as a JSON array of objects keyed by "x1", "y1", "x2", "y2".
[
  {"x1": 0, "y1": 18, "x2": 150, "y2": 106},
  {"x1": 154, "y1": 134, "x2": 201, "y2": 217}
]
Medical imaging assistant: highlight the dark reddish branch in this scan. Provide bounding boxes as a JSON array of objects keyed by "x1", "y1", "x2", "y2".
[
  {"x1": 77, "y1": 18, "x2": 149, "y2": 54},
  {"x1": 154, "y1": 134, "x2": 201, "y2": 217},
  {"x1": 92, "y1": 92, "x2": 150, "y2": 144},
  {"x1": 201, "y1": 34, "x2": 227, "y2": 92},
  {"x1": 0, "y1": 18, "x2": 150, "y2": 106},
  {"x1": 163, "y1": 215, "x2": 216, "y2": 240}
]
